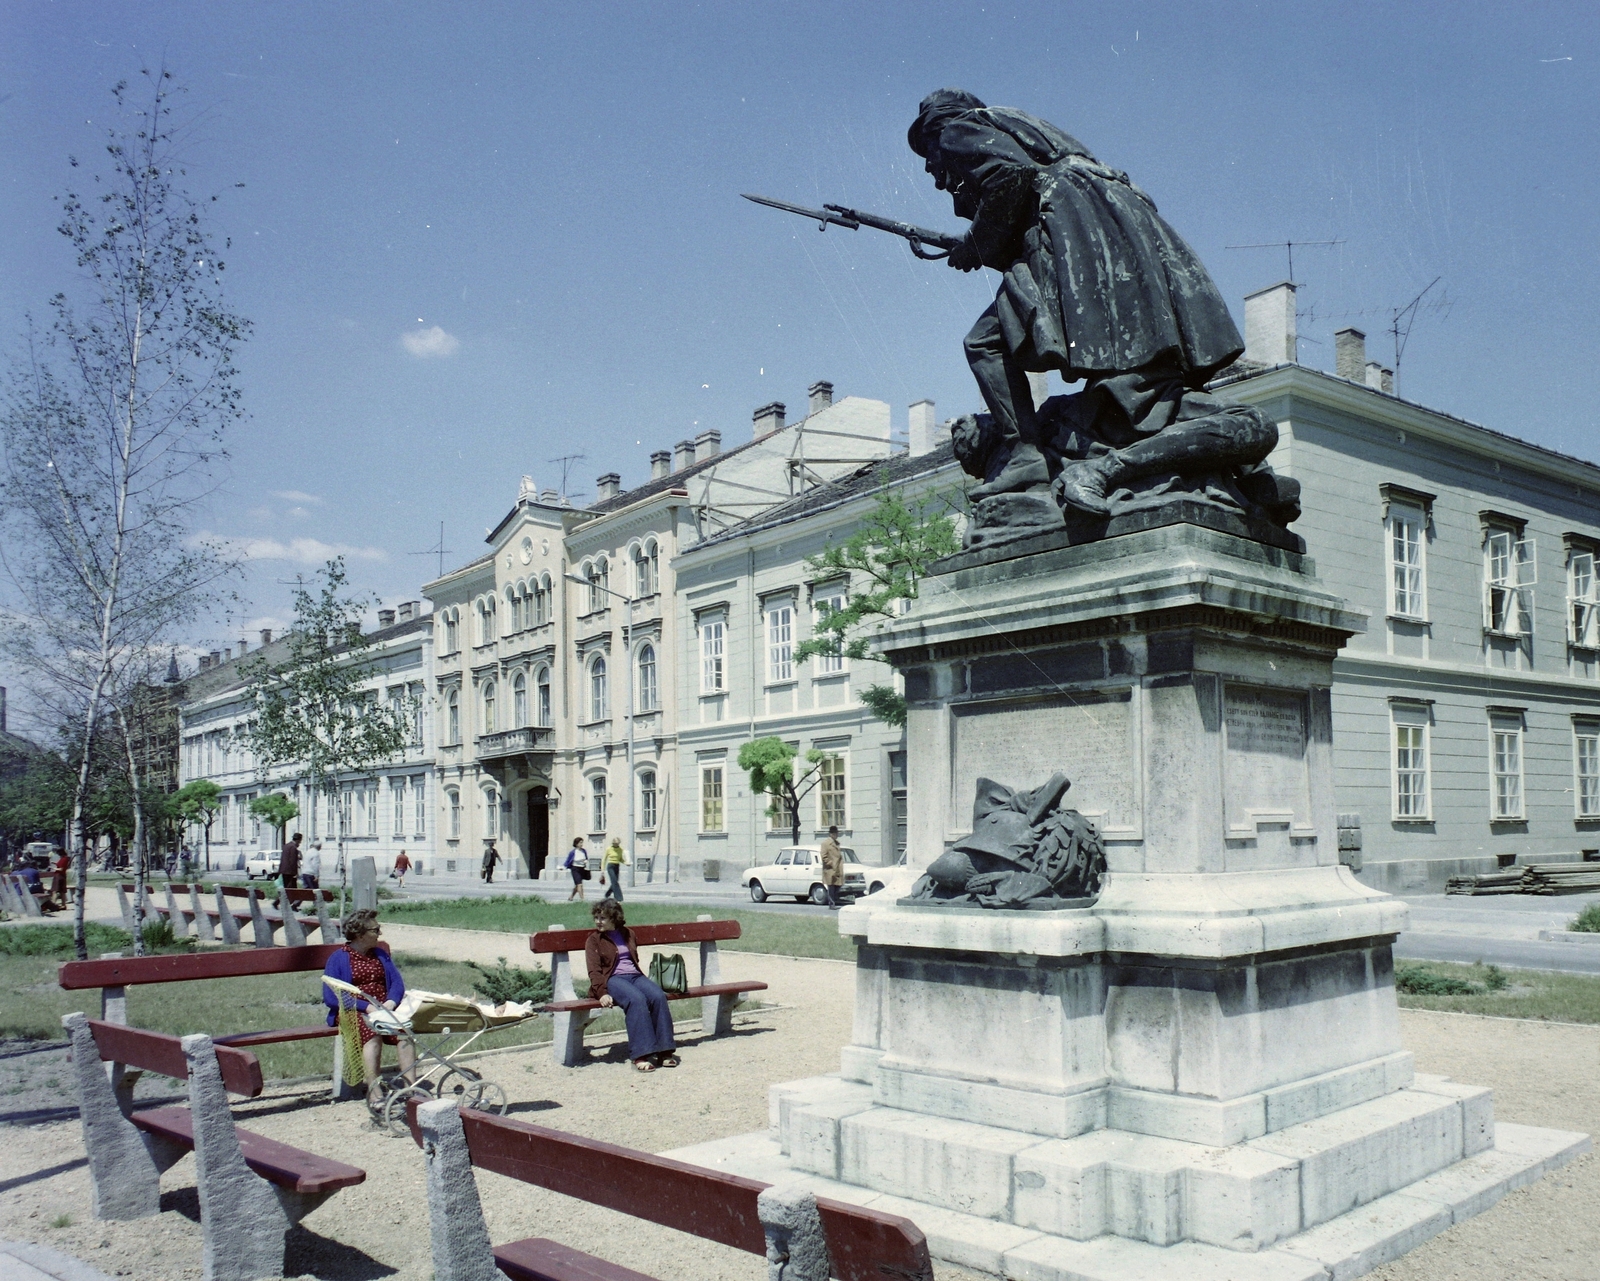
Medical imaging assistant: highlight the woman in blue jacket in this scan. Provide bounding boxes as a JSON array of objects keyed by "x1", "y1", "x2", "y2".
[{"x1": 323, "y1": 908, "x2": 414, "y2": 1106}]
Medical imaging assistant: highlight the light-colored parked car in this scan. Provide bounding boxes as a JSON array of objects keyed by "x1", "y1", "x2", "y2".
[
  {"x1": 244, "y1": 852, "x2": 280, "y2": 880},
  {"x1": 742, "y1": 846, "x2": 886, "y2": 904}
]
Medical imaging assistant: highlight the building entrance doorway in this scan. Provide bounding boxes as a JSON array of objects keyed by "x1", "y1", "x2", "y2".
[{"x1": 528, "y1": 787, "x2": 549, "y2": 877}]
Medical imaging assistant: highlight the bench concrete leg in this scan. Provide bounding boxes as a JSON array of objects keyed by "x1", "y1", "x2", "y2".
[
  {"x1": 215, "y1": 887, "x2": 241, "y2": 945},
  {"x1": 191, "y1": 887, "x2": 216, "y2": 942},
  {"x1": 329, "y1": 1034, "x2": 362, "y2": 1101},
  {"x1": 277, "y1": 891, "x2": 308, "y2": 947},
  {"x1": 758, "y1": 1183, "x2": 832, "y2": 1281},
  {"x1": 64, "y1": 1013, "x2": 181, "y2": 1220},
  {"x1": 697, "y1": 928, "x2": 738, "y2": 1035},
  {"x1": 166, "y1": 884, "x2": 195, "y2": 938},
  {"x1": 551, "y1": 1009, "x2": 592, "y2": 1068},
  {"x1": 247, "y1": 889, "x2": 278, "y2": 949},
  {"x1": 182, "y1": 1033, "x2": 293, "y2": 1281},
  {"x1": 0, "y1": 874, "x2": 21, "y2": 914},
  {"x1": 418, "y1": 1099, "x2": 503, "y2": 1281},
  {"x1": 314, "y1": 894, "x2": 338, "y2": 944},
  {"x1": 116, "y1": 885, "x2": 135, "y2": 932}
]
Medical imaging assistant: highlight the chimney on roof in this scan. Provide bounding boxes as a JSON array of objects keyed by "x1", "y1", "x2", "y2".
[
  {"x1": 223, "y1": 647, "x2": 232, "y2": 662},
  {"x1": 650, "y1": 449, "x2": 671, "y2": 480},
  {"x1": 694, "y1": 429, "x2": 721, "y2": 463},
  {"x1": 752, "y1": 401, "x2": 786, "y2": 438},
  {"x1": 674, "y1": 439, "x2": 695, "y2": 471},
  {"x1": 1365, "y1": 361, "x2": 1394, "y2": 394},
  {"x1": 396, "y1": 602, "x2": 415, "y2": 623},
  {"x1": 908, "y1": 399, "x2": 938, "y2": 457},
  {"x1": 540, "y1": 488, "x2": 562, "y2": 505},
  {"x1": 807, "y1": 381, "x2": 834, "y2": 415},
  {"x1": 209, "y1": 650, "x2": 221, "y2": 668},
  {"x1": 1335, "y1": 328, "x2": 1367, "y2": 381},
  {"x1": 259, "y1": 628, "x2": 272, "y2": 646},
  {"x1": 1243, "y1": 281, "x2": 1297, "y2": 366},
  {"x1": 377, "y1": 608, "x2": 396, "y2": 628},
  {"x1": 595, "y1": 473, "x2": 621, "y2": 502}
]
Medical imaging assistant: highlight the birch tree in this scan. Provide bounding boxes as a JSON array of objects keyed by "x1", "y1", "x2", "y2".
[{"x1": 0, "y1": 70, "x2": 248, "y2": 957}]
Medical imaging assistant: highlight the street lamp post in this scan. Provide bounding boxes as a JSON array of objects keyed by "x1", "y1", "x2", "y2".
[{"x1": 565, "y1": 572, "x2": 637, "y2": 888}]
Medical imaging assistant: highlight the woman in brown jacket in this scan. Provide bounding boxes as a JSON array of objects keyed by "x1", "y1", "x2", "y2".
[{"x1": 586, "y1": 900, "x2": 678, "y2": 1072}]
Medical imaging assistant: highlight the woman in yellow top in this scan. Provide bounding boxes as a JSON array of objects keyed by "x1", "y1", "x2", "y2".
[{"x1": 601, "y1": 836, "x2": 628, "y2": 903}]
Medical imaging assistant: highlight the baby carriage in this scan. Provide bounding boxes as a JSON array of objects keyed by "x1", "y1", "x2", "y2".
[{"x1": 323, "y1": 976, "x2": 543, "y2": 1136}]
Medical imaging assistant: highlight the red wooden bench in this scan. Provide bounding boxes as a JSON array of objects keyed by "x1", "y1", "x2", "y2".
[
  {"x1": 531, "y1": 916, "x2": 766, "y2": 1067},
  {"x1": 408, "y1": 1100, "x2": 933, "y2": 1281},
  {"x1": 58, "y1": 944, "x2": 361, "y2": 1096},
  {"x1": 65, "y1": 1013, "x2": 365, "y2": 1278}
]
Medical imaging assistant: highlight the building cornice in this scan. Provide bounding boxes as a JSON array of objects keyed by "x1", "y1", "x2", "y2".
[{"x1": 1334, "y1": 652, "x2": 1600, "y2": 706}]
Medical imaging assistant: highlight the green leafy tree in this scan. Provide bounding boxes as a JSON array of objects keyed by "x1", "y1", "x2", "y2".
[
  {"x1": 736, "y1": 738, "x2": 839, "y2": 847},
  {"x1": 173, "y1": 778, "x2": 221, "y2": 871},
  {"x1": 248, "y1": 792, "x2": 299, "y2": 853},
  {"x1": 238, "y1": 559, "x2": 414, "y2": 892},
  {"x1": 791, "y1": 482, "x2": 959, "y2": 727},
  {"x1": 0, "y1": 70, "x2": 247, "y2": 957}
]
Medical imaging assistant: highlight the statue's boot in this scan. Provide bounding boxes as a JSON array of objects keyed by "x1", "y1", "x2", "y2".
[
  {"x1": 1053, "y1": 453, "x2": 1119, "y2": 515},
  {"x1": 970, "y1": 443, "x2": 1050, "y2": 501}
]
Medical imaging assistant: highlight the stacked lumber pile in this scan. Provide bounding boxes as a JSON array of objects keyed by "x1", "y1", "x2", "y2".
[
  {"x1": 1519, "y1": 863, "x2": 1600, "y2": 895},
  {"x1": 1446, "y1": 870, "x2": 1523, "y2": 895}
]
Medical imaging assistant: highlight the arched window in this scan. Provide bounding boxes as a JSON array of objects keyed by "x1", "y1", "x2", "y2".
[
  {"x1": 513, "y1": 672, "x2": 528, "y2": 727},
  {"x1": 589, "y1": 655, "x2": 608, "y2": 722},
  {"x1": 504, "y1": 587, "x2": 517, "y2": 633},
  {"x1": 589, "y1": 774, "x2": 608, "y2": 834},
  {"x1": 587, "y1": 559, "x2": 610, "y2": 613},
  {"x1": 536, "y1": 666, "x2": 552, "y2": 726},
  {"x1": 484, "y1": 785, "x2": 499, "y2": 837},
  {"x1": 482, "y1": 679, "x2": 497, "y2": 734},
  {"x1": 535, "y1": 575, "x2": 551, "y2": 624},
  {"x1": 636, "y1": 643, "x2": 658, "y2": 711},
  {"x1": 446, "y1": 689, "x2": 460, "y2": 744},
  {"x1": 447, "y1": 787, "x2": 461, "y2": 838},
  {"x1": 636, "y1": 540, "x2": 658, "y2": 597},
  {"x1": 443, "y1": 610, "x2": 459, "y2": 652}
]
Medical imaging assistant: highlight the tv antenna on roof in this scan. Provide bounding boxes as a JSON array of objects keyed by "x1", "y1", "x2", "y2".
[
  {"x1": 548, "y1": 453, "x2": 588, "y2": 499},
  {"x1": 1389, "y1": 277, "x2": 1443, "y2": 399},
  {"x1": 408, "y1": 521, "x2": 455, "y2": 580},
  {"x1": 1224, "y1": 239, "x2": 1344, "y2": 285}
]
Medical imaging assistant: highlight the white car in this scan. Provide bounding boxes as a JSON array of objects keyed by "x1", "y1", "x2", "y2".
[
  {"x1": 244, "y1": 852, "x2": 281, "y2": 880},
  {"x1": 742, "y1": 846, "x2": 886, "y2": 904}
]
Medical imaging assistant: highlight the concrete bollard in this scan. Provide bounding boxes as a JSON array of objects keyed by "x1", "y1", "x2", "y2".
[
  {"x1": 757, "y1": 1183, "x2": 832, "y2": 1281},
  {"x1": 351, "y1": 856, "x2": 378, "y2": 911},
  {"x1": 417, "y1": 1098, "x2": 503, "y2": 1281}
]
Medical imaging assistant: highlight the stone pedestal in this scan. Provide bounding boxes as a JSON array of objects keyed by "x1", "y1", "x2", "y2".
[{"x1": 667, "y1": 522, "x2": 1588, "y2": 1279}]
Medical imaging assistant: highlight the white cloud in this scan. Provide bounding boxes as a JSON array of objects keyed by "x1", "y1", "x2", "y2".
[
  {"x1": 204, "y1": 534, "x2": 389, "y2": 564},
  {"x1": 401, "y1": 325, "x2": 460, "y2": 358},
  {"x1": 270, "y1": 490, "x2": 324, "y2": 505}
]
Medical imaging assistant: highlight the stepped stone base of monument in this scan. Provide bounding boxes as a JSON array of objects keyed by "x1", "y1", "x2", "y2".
[{"x1": 667, "y1": 1101, "x2": 1587, "y2": 1281}]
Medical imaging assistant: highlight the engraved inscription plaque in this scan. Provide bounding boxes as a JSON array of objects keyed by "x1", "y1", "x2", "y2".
[
  {"x1": 950, "y1": 690, "x2": 1136, "y2": 834},
  {"x1": 1224, "y1": 684, "x2": 1311, "y2": 829}
]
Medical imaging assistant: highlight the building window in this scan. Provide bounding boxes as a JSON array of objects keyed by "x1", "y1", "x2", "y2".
[
  {"x1": 590, "y1": 775, "x2": 608, "y2": 834},
  {"x1": 639, "y1": 769, "x2": 658, "y2": 829},
  {"x1": 392, "y1": 778, "x2": 406, "y2": 837},
  {"x1": 700, "y1": 618, "x2": 724, "y2": 692},
  {"x1": 589, "y1": 655, "x2": 608, "y2": 722},
  {"x1": 248, "y1": 795, "x2": 261, "y2": 844},
  {"x1": 367, "y1": 783, "x2": 379, "y2": 836},
  {"x1": 478, "y1": 597, "x2": 496, "y2": 645},
  {"x1": 513, "y1": 672, "x2": 528, "y2": 728},
  {"x1": 1387, "y1": 505, "x2": 1426, "y2": 619},
  {"x1": 484, "y1": 786, "x2": 499, "y2": 838},
  {"x1": 819, "y1": 754, "x2": 846, "y2": 829},
  {"x1": 413, "y1": 775, "x2": 427, "y2": 836},
  {"x1": 446, "y1": 689, "x2": 460, "y2": 745},
  {"x1": 700, "y1": 765, "x2": 724, "y2": 832},
  {"x1": 1569, "y1": 549, "x2": 1599, "y2": 649},
  {"x1": 768, "y1": 602, "x2": 793, "y2": 683},
  {"x1": 1576, "y1": 723, "x2": 1600, "y2": 820},
  {"x1": 482, "y1": 680, "x2": 497, "y2": 735},
  {"x1": 814, "y1": 589, "x2": 847, "y2": 673},
  {"x1": 586, "y1": 559, "x2": 609, "y2": 613},
  {"x1": 444, "y1": 612, "x2": 459, "y2": 652},
  {"x1": 447, "y1": 788, "x2": 461, "y2": 838},
  {"x1": 1484, "y1": 529, "x2": 1535, "y2": 637},
  {"x1": 536, "y1": 666, "x2": 552, "y2": 726},
  {"x1": 1490, "y1": 713, "x2": 1525, "y2": 821},
  {"x1": 410, "y1": 683, "x2": 424, "y2": 746},
  {"x1": 636, "y1": 643, "x2": 658, "y2": 711},
  {"x1": 635, "y1": 544, "x2": 654, "y2": 598},
  {"x1": 1391, "y1": 705, "x2": 1431, "y2": 820}
]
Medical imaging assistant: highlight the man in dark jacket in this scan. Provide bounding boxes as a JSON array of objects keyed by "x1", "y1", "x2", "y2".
[
  {"x1": 278, "y1": 833, "x2": 302, "y2": 892},
  {"x1": 910, "y1": 90, "x2": 1285, "y2": 520}
]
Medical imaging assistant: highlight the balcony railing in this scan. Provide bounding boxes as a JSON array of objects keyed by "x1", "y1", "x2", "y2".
[{"x1": 476, "y1": 726, "x2": 554, "y2": 760}]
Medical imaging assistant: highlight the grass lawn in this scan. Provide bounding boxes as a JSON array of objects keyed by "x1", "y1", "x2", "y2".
[
  {"x1": 380, "y1": 895, "x2": 857, "y2": 961},
  {"x1": 1395, "y1": 959, "x2": 1600, "y2": 1024}
]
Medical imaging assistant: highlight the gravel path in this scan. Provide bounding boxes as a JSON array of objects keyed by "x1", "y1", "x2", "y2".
[{"x1": 3, "y1": 916, "x2": 1596, "y2": 1280}]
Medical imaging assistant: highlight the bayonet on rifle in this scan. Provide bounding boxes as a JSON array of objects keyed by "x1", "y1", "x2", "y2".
[{"x1": 742, "y1": 193, "x2": 962, "y2": 261}]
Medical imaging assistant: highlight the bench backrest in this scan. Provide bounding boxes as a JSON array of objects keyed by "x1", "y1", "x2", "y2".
[
  {"x1": 60, "y1": 943, "x2": 340, "y2": 990},
  {"x1": 529, "y1": 919, "x2": 741, "y2": 954},
  {"x1": 430, "y1": 1107, "x2": 931, "y2": 1281},
  {"x1": 282, "y1": 887, "x2": 334, "y2": 905},
  {"x1": 86, "y1": 1017, "x2": 263, "y2": 1097}
]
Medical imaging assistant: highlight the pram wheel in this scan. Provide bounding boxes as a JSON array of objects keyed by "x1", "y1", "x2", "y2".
[
  {"x1": 466, "y1": 1081, "x2": 507, "y2": 1115},
  {"x1": 382, "y1": 1083, "x2": 434, "y2": 1138}
]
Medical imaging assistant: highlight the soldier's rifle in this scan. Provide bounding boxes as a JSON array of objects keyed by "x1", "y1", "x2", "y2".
[{"x1": 742, "y1": 193, "x2": 962, "y2": 261}]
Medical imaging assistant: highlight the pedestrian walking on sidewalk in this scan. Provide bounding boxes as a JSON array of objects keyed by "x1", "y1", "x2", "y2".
[
  {"x1": 304, "y1": 844, "x2": 322, "y2": 889},
  {"x1": 392, "y1": 850, "x2": 410, "y2": 889},
  {"x1": 481, "y1": 842, "x2": 500, "y2": 884},
  {"x1": 602, "y1": 836, "x2": 628, "y2": 902},
  {"x1": 564, "y1": 837, "x2": 589, "y2": 901},
  {"x1": 278, "y1": 833, "x2": 302, "y2": 895}
]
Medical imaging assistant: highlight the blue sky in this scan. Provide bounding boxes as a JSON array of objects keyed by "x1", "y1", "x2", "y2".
[{"x1": 1, "y1": 2, "x2": 1596, "y2": 701}]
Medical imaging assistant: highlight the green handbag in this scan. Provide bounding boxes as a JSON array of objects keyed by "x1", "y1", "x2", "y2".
[{"x1": 648, "y1": 951, "x2": 689, "y2": 996}]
